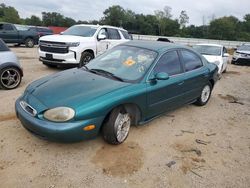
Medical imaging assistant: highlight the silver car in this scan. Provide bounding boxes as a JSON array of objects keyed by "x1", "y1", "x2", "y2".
[{"x1": 0, "y1": 39, "x2": 23, "y2": 89}]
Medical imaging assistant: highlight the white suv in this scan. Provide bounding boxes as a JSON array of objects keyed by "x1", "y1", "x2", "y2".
[{"x1": 38, "y1": 24, "x2": 131, "y2": 67}]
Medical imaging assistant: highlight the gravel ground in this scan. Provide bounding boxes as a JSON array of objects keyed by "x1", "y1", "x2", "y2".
[{"x1": 0, "y1": 47, "x2": 250, "y2": 188}]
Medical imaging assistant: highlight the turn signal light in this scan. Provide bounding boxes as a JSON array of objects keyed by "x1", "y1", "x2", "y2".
[{"x1": 83, "y1": 125, "x2": 95, "y2": 131}]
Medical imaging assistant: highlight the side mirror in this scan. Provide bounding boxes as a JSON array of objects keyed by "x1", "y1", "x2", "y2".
[
  {"x1": 223, "y1": 53, "x2": 229, "y2": 57},
  {"x1": 155, "y1": 72, "x2": 169, "y2": 80},
  {"x1": 98, "y1": 34, "x2": 106, "y2": 41}
]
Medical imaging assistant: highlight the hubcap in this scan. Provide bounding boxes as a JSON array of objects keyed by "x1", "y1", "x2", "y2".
[
  {"x1": 27, "y1": 40, "x2": 33, "y2": 47},
  {"x1": 201, "y1": 85, "x2": 211, "y2": 103},
  {"x1": 115, "y1": 113, "x2": 131, "y2": 143},
  {"x1": 83, "y1": 55, "x2": 92, "y2": 63},
  {"x1": 1, "y1": 68, "x2": 20, "y2": 89}
]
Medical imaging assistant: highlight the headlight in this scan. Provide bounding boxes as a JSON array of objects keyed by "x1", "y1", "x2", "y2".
[
  {"x1": 44, "y1": 107, "x2": 75, "y2": 122},
  {"x1": 67, "y1": 42, "x2": 80, "y2": 47}
]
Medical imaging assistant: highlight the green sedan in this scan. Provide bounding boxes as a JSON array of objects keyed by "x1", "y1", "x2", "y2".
[{"x1": 15, "y1": 41, "x2": 218, "y2": 144}]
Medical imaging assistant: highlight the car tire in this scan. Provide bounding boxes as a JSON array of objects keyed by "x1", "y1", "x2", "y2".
[
  {"x1": 195, "y1": 83, "x2": 212, "y2": 106},
  {"x1": 102, "y1": 106, "x2": 131, "y2": 145},
  {"x1": 25, "y1": 38, "x2": 35, "y2": 48},
  {"x1": 79, "y1": 52, "x2": 94, "y2": 67},
  {"x1": 0, "y1": 66, "x2": 22, "y2": 90}
]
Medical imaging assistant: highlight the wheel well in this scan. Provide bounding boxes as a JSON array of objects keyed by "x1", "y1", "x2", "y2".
[
  {"x1": 102, "y1": 103, "x2": 142, "y2": 127},
  {"x1": 83, "y1": 49, "x2": 95, "y2": 57},
  {"x1": 209, "y1": 79, "x2": 214, "y2": 88},
  {"x1": 0, "y1": 63, "x2": 23, "y2": 77}
]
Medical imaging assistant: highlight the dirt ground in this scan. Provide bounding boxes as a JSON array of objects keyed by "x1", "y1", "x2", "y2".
[{"x1": 0, "y1": 46, "x2": 250, "y2": 188}]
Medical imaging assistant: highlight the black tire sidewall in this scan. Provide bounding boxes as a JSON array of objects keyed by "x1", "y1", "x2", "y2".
[
  {"x1": 102, "y1": 106, "x2": 130, "y2": 145},
  {"x1": 79, "y1": 52, "x2": 94, "y2": 67},
  {"x1": 196, "y1": 83, "x2": 212, "y2": 106}
]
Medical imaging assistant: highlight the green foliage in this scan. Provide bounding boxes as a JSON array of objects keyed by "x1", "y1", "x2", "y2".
[
  {"x1": 0, "y1": 3, "x2": 21, "y2": 23},
  {"x1": 209, "y1": 16, "x2": 239, "y2": 40},
  {"x1": 24, "y1": 15, "x2": 42, "y2": 26}
]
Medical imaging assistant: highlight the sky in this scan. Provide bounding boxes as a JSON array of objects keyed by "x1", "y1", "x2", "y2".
[{"x1": 2, "y1": 0, "x2": 250, "y2": 26}]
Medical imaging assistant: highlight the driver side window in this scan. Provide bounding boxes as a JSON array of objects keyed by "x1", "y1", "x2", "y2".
[
  {"x1": 153, "y1": 51, "x2": 183, "y2": 76},
  {"x1": 98, "y1": 28, "x2": 108, "y2": 38}
]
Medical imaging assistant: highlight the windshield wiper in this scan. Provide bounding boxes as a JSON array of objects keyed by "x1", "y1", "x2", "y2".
[{"x1": 89, "y1": 68, "x2": 124, "y2": 82}]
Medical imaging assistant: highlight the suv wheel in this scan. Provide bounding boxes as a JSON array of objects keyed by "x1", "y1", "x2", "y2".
[
  {"x1": 25, "y1": 38, "x2": 35, "y2": 48},
  {"x1": 79, "y1": 52, "x2": 94, "y2": 67}
]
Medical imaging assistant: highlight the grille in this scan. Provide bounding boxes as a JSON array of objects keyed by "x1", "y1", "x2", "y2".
[{"x1": 39, "y1": 40, "x2": 69, "y2": 54}]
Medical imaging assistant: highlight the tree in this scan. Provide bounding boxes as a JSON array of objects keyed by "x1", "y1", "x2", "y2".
[
  {"x1": 179, "y1": 10, "x2": 189, "y2": 29},
  {"x1": 42, "y1": 12, "x2": 65, "y2": 26},
  {"x1": 24, "y1": 15, "x2": 42, "y2": 26},
  {"x1": 0, "y1": 3, "x2": 21, "y2": 23},
  {"x1": 101, "y1": 5, "x2": 126, "y2": 27},
  {"x1": 209, "y1": 16, "x2": 239, "y2": 40}
]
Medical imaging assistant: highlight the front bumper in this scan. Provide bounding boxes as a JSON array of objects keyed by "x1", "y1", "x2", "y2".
[
  {"x1": 15, "y1": 98, "x2": 104, "y2": 142},
  {"x1": 232, "y1": 56, "x2": 250, "y2": 64},
  {"x1": 39, "y1": 48, "x2": 80, "y2": 65}
]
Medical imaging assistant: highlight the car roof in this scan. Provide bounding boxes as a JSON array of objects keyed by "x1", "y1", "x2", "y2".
[
  {"x1": 121, "y1": 40, "x2": 191, "y2": 53},
  {"x1": 194, "y1": 43, "x2": 223, "y2": 47}
]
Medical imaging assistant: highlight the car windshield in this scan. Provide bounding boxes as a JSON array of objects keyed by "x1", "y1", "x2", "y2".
[
  {"x1": 238, "y1": 45, "x2": 250, "y2": 51},
  {"x1": 62, "y1": 25, "x2": 97, "y2": 37},
  {"x1": 14, "y1": 24, "x2": 29, "y2": 31},
  {"x1": 86, "y1": 45, "x2": 158, "y2": 82},
  {"x1": 193, "y1": 45, "x2": 222, "y2": 56}
]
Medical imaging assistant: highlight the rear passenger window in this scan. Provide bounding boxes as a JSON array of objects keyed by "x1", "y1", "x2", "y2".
[
  {"x1": 120, "y1": 30, "x2": 130, "y2": 39},
  {"x1": 107, "y1": 28, "x2": 121, "y2": 40},
  {"x1": 153, "y1": 51, "x2": 182, "y2": 76},
  {"x1": 3, "y1": 24, "x2": 14, "y2": 31},
  {"x1": 181, "y1": 50, "x2": 203, "y2": 72}
]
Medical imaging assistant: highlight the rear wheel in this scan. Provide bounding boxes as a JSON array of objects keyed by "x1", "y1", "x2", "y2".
[
  {"x1": 0, "y1": 67, "x2": 22, "y2": 90},
  {"x1": 79, "y1": 52, "x2": 94, "y2": 67},
  {"x1": 25, "y1": 38, "x2": 35, "y2": 48},
  {"x1": 102, "y1": 106, "x2": 131, "y2": 145},
  {"x1": 195, "y1": 83, "x2": 212, "y2": 106}
]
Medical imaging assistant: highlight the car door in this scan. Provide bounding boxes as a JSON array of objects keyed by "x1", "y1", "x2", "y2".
[
  {"x1": 0, "y1": 24, "x2": 19, "y2": 43},
  {"x1": 106, "y1": 28, "x2": 123, "y2": 49},
  {"x1": 146, "y1": 50, "x2": 185, "y2": 118},
  {"x1": 179, "y1": 49, "x2": 210, "y2": 103},
  {"x1": 222, "y1": 46, "x2": 228, "y2": 71},
  {"x1": 96, "y1": 28, "x2": 110, "y2": 55}
]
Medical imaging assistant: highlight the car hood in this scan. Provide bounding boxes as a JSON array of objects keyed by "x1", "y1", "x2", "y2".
[
  {"x1": 236, "y1": 50, "x2": 250, "y2": 55},
  {"x1": 39, "y1": 34, "x2": 93, "y2": 43},
  {"x1": 25, "y1": 68, "x2": 130, "y2": 111},
  {"x1": 202, "y1": 55, "x2": 221, "y2": 63}
]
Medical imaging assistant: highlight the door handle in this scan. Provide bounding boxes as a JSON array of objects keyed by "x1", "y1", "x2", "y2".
[{"x1": 178, "y1": 81, "x2": 184, "y2": 86}]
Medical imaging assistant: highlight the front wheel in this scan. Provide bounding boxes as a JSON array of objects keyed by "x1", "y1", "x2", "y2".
[
  {"x1": 79, "y1": 52, "x2": 94, "y2": 67},
  {"x1": 102, "y1": 107, "x2": 131, "y2": 145},
  {"x1": 195, "y1": 83, "x2": 212, "y2": 106},
  {"x1": 25, "y1": 38, "x2": 35, "y2": 48},
  {"x1": 0, "y1": 67, "x2": 22, "y2": 90}
]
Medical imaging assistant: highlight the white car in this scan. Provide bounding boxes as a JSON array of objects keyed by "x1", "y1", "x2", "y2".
[
  {"x1": 192, "y1": 44, "x2": 229, "y2": 74},
  {"x1": 38, "y1": 24, "x2": 131, "y2": 67}
]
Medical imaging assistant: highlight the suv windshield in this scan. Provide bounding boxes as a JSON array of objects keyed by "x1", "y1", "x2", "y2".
[
  {"x1": 62, "y1": 25, "x2": 97, "y2": 37},
  {"x1": 86, "y1": 45, "x2": 157, "y2": 82},
  {"x1": 193, "y1": 45, "x2": 222, "y2": 56},
  {"x1": 14, "y1": 24, "x2": 29, "y2": 31},
  {"x1": 238, "y1": 45, "x2": 250, "y2": 51}
]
